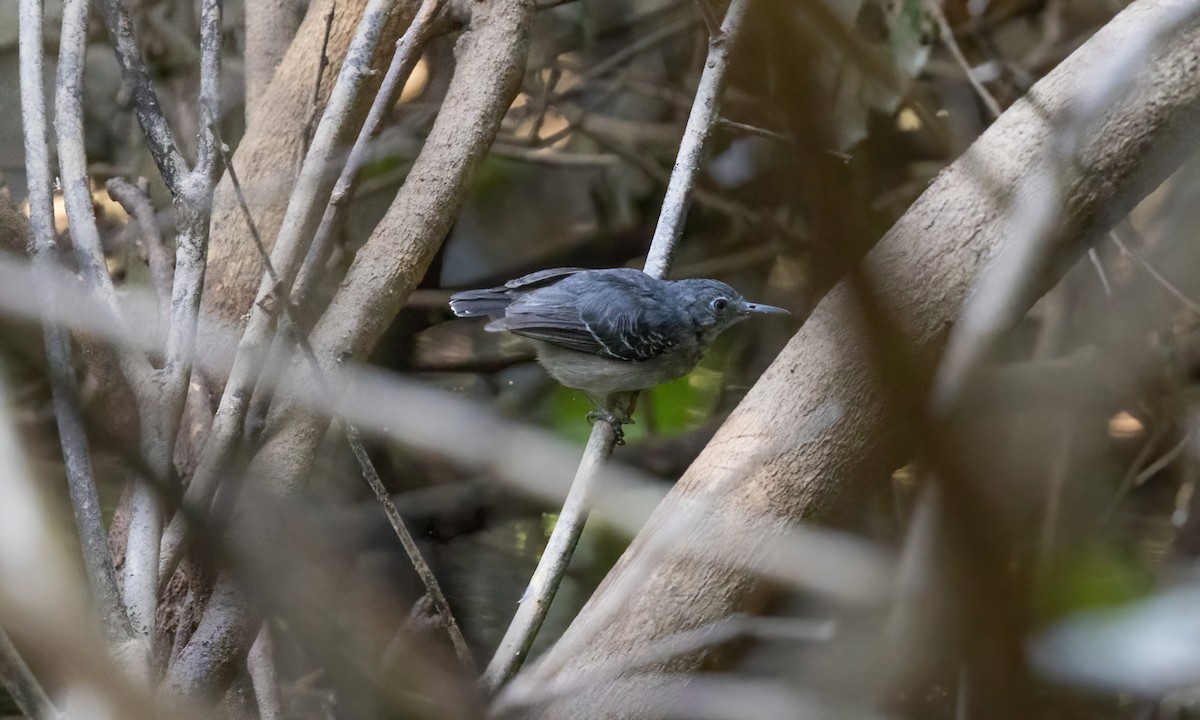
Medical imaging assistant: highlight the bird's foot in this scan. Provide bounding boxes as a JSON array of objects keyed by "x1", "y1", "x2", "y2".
[{"x1": 586, "y1": 409, "x2": 630, "y2": 445}]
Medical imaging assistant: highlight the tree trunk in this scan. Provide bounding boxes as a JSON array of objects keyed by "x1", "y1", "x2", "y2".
[{"x1": 518, "y1": 0, "x2": 1200, "y2": 716}]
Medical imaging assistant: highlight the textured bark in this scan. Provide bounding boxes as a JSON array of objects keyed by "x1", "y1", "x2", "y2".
[
  {"x1": 520, "y1": 0, "x2": 1200, "y2": 715},
  {"x1": 247, "y1": 0, "x2": 535, "y2": 495},
  {"x1": 201, "y1": 0, "x2": 417, "y2": 338}
]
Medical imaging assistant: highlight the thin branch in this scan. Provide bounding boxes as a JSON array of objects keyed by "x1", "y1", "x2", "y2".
[
  {"x1": 482, "y1": 0, "x2": 753, "y2": 689},
  {"x1": 0, "y1": 626, "x2": 59, "y2": 720},
  {"x1": 62, "y1": 0, "x2": 161, "y2": 652},
  {"x1": 1110, "y1": 224, "x2": 1200, "y2": 315},
  {"x1": 296, "y1": 0, "x2": 448, "y2": 309},
  {"x1": 56, "y1": 0, "x2": 144, "y2": 345},
  {"x1": 158, "y1": 0, "x2": 402, "y2": 589},
  {"x1": 105, "y1": 178, "x2": 173, "y2": 331},
  {"x1": 19, "y1": 0, "x2": 133, "y2": 646},
  {"x1": 127, "y1": 0, "x2": 222, "y2": 648},
  {"x1": 693, "y1": 0, "x2": 721, "y2": 37},
  {"x1": 490, "y1": 144, "x2": 620, "y2": 167},
  {"x1": 345, "y1": 424, "x2": 475, "y2": 669},
  {"x1": 644, "y1": 0, "x2": 752, "y2": 278},
  {"x1": 102, "y1": 0, "x2": 189, "y2": 189},
  {"x1": 927, "y1": 0, "x2": 1002, "y2": 120},
  {"x1": 301, "y1": 3, "x2": 337, "y2": 159}
]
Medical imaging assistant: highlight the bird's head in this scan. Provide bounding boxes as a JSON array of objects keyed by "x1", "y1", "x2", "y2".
[{"x1": 674, "y1": 279, "x2": 790, "y2": 346}]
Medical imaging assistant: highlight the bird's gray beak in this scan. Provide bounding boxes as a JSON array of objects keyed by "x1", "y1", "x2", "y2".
[{"x1": 744, "y1": 302, "x2": 790, "y2": 315}]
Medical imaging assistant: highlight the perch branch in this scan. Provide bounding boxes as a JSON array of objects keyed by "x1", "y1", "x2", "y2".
[
  {"x1": 512, "y1": 2, "x2": 1200, "y2": 715},
  {"x1": 482, "y1": 0, "x2": 753, "y2": 689}
]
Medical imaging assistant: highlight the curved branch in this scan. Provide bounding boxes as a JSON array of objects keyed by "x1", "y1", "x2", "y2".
[{"x1": 514, "y1": 0, "x2": 1200, "y2": 715}]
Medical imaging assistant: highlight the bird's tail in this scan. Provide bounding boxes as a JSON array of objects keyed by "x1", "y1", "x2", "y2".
[{"x1": 449, "y1": 286, "x2": 511, "y2": 319}]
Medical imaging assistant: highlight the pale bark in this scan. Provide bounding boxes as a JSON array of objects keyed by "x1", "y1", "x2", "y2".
[
  {"x1": 516, "y1": 0, "x2": 1200, "y2": 715},
  {"x1": 201, "y1": 0, "x2": 418, "y2": 338},
  {"x1": 246, "y1": 0, "x2": 535, "y2": 495},
  {"x1": 245, "y1": 0, "x2": 302, "y2": 125}
]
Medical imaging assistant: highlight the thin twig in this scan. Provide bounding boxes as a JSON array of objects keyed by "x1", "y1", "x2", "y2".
[
  {"x1": 482, "y1": 0, "x2": 753, "y2": 689},
  {"x1": 346, "y1": 424, "x2": 475, "y2": 669},
  {"x1": 927, "y1": 0, "x2": 1002, "y2": 120},
  {"x1": 56, "y1": 0, "x2": 135, "y2": 329},
  {"x1": 1110, "y1": 226, "x2": 1200, "y2": 315},
  {"x1": 301, "y1": 3, "x2": 337, "y2": 161},
  {"x1": 490, "y1": 144, "x2": 620, "y2": 167},
  {"x1": 105, "y1": 178, "x2": 173, "y2": 331},
  {"x1": 102, "y1": 0, "x2": 189, "y2": 188},
  {"x1": 0, "y1": 626, "x2": 59, "y2": 720},
  {"x1": 644, "y1": 0, "x2": 751, "y2": 278},
  {"x1": 19, "y1": 0, "x2": 133, "y2": 646},
  {"x1": 296, "y1": 0, "x2": 448, "y2": 310},
  {"x1": 693, "y1": 0, "x2": 721, "y2": 37}
]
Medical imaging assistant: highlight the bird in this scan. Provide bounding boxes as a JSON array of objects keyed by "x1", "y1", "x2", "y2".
[{"x1": 449, "y1": 267, "x2": 789, "y2": 441}]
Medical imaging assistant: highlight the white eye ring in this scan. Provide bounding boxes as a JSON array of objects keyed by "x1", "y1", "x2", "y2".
[{"x1": 712, "y1": 297, "x2": 728, "y2": 311}]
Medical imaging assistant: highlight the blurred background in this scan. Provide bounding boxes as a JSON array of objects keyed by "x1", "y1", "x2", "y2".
[{"x1": 5, "y1": 0, "x2": 1200, "y2": 717}]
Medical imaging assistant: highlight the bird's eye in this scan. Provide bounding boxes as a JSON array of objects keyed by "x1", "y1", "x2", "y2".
[{"x1": 712, "y1": 297, "x2": 728, "y2": 311}]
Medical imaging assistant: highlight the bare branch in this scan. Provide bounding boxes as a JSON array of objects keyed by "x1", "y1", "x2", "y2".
[
  {"x1": 162, "y1": 0, "x2": 404, "y2": 584},
  {"x1": 101, "y1": 0, "x2": 190, "y2": 189},
  {"x1": 644, "y1": 0, "x2": 752, "y2": 279},
  {"x1": 105, "y1": 178, "x2": 172, "y2": 330},
  {"x1": 927, "y1": 0, "x2": 1003, "y2": 120},
  {"x1": 483, "y1": 0, "x2": 753, "y2": 689},
  {"x1": 56, "y1": 0, "x2": 142, "y2": 340},
  {"x1": 296, "y1": 0, "x2": 448, "y2": 308},
  {"x1": 345, "y1": 423, "x2": 474, "y2": 669},
  {"x1": 19, "y1": 0, "x2": 133, "y2": 646},
  {"x1": 0, "y1": 627, "x2": 58, "y2": 720}
]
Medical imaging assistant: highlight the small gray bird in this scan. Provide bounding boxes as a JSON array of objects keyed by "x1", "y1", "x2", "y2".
[{"x1": 449, "y1": 267, "x2": 788, "y2": 436}]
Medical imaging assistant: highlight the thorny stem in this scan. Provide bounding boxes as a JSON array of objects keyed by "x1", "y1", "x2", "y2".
[{"x1": 482, "y1": 0, "x2": 754, "y2": 689}]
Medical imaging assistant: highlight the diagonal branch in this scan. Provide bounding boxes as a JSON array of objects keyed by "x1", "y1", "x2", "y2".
[
  {"x1": 164, "y1": 0, "x2": 536, "y2": 687},
  {"x1": 482, "y1": 0, "x2": 753, "y2": 690},
  {"x1": 101, "y1": 0, "x2": 190, "y2": 190},
  {"x1": 0, "y1": 626, "x2": 58, "y2": 720},
  {"x1": 157, "y1": 0, "x2": 406, "y2": 591},
  {"x1": 513, "y1": 1, "x2": 1200, "y2": 715}
]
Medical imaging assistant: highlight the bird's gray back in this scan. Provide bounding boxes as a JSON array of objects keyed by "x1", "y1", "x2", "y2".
[{"x1": 498, "y1": 269, "x2": 696, "y2": 363}]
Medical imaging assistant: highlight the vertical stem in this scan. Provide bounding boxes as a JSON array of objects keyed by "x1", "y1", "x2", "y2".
[{"x1": 19, "y1": 0, "x2": 132, "y2": 645}]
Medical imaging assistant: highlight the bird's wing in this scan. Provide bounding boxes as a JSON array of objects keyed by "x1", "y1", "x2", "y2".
[
  {"x1": 492, "y1": 273, "x2": 680, "y2": 361},
  {"x1": 503, "y1": 267, "x2": 590, "y2": 290}
]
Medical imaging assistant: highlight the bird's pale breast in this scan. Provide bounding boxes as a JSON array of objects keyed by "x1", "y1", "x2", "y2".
[{"x1": 534, "y1": 341, "x2": 701, "y2": 397}]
